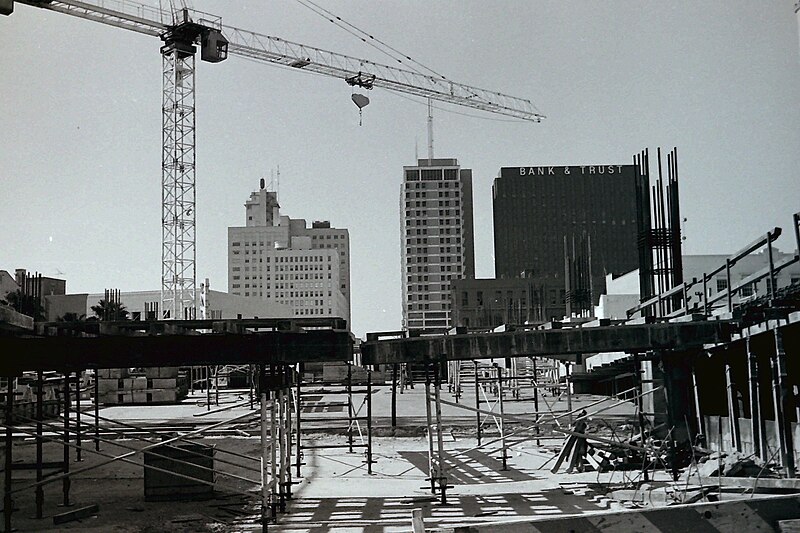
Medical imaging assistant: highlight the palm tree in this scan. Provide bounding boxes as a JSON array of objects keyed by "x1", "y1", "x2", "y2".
[
  {"x1": 4, "y1": 289, "x2": 45, "y2": 320},
  {"x1": 57, "y1": 312, "x2": 86, "y2": 322},
  {"x1": 91, "y1": 299, "x2": 129, "y2": 321}
]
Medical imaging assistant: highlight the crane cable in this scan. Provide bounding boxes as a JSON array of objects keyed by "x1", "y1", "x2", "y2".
[{"x1": 293, "y1": 0, "x2": 448, "y2": 83}]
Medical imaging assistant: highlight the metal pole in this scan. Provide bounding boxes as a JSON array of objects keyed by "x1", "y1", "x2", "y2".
[
  {"x1": 633, "y1": 353, "x2": 649, "y2": 482},
  {"x1": 206, "y1": 366, "x2": 211, "y2": 411},
  {"x1": 367, "y1": 368, "x2": 373, "y2": 475},
  {"x1": 474, "y1": 361, "x2": 481, "y2": 446},
  {"x1": 691, "y1": 364, "x2": 705, "y2": 440},
  {"x1": 565, "y1": 364, "x2": 573, "y2": 427},
  {"x1": 285, "y1": 366, "x2": 293, "y2": 500},
  {"x1": 532, "y1": 358, "x2": 540, "y2": 446},
  {"x1": 774, "y1": 329, "x2": 795, "y2": 477},
  {"x1": 270, "y1": 382, "x2": 277, "y2": 520},
  {"x1": 259, "y1": 366, "x2": 269, "y2": 531},
  {"x1": 391, "y1": 364, "x2": 397, "y2": 428},
  {"x1": 746, "y1": 336, "x2": 763, "y2": 461},
  {"x1": 295, "y1": 364, "x2": 302, "y2": 478},
  {"x1": 62, "y1": 372, "x2": 71, "y2": 506},
  {"x1": 347, "y1": 363, "x2": 353, "y2": 453},
  {"x1": 424, "y1": 366, "x2": 435, "y2": 494},
  {"x1": 433, "y1": 364, "x2": 447, "y2": 505},
  {"x1": 36, "y1": 370, "x2": 44, "y2": 518},
  {"x1": 767, "y1": 234, "x2": 776, "y2": 306},
  {"x1": 725, "y1": 259, "x2": 733, "y2": 313},
  {"x1": 5, "y1": 379, "x2": 14, "y2": 532},
  {"x1": 498, "y1": 365, "x2": 507, "y2": 470},
  {"x1": 249, "y1": 364, "x2": 254, "y2": 410},
  {"x1": 75, "y1": 371, "x2": 82, "y2": 462},
  {"x1": 94, "y1": 370, "x2": 100, "y2": 452},
  {"x1": 215, "y1": 365, "x2": 220, "y2": 406},
  {"x1": 277, "y1": 377, "x2": 286, "y2": 513},
  {"x1": 724, "y1": 359, "x2": 741, "y2": 451}
]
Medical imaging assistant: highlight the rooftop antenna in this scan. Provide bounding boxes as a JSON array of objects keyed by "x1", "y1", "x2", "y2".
[{"x1": 427, "y1": 97, "x2": 434, "y2": 162}]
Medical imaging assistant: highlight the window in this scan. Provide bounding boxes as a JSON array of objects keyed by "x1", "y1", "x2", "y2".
[{"x1": 716, "y1": 278, "x2": 728, "y2": 293}]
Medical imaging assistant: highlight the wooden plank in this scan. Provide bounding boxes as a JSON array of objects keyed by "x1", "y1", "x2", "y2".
[
  {"x1": 411, "y1": 508, "x2": 425, "y2": 533},
  {"x1": 52, "y1": 504, "x2": 99, "y2": 525}
]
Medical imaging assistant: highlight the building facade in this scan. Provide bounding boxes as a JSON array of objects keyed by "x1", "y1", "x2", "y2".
[
  {"x1": 492, "y1": 164, "x2": 639, "y2": 319},
  {"x1": 400, "y1": 158, "x2": 475, "y2": 331},
  {"x1": 228, "y1": 184, "x2": 351, "y2": 327},
  {"x1": 451, "y1": 276, "x2": 559, "y2": 329}
]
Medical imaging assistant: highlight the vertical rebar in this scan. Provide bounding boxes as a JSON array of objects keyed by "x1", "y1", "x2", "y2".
[
  {"x1": 270, "y1": 369, "x2": 277, "y2": 519},
  {"x1": 285, "y1": 366, "x2": 293, "y2": 500}
]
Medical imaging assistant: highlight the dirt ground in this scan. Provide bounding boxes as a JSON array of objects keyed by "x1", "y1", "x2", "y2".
[{"x1": 1, "y1": 384, "x2": 661, "y2": 532}]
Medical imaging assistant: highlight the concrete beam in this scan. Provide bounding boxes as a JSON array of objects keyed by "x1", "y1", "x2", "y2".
[
  {"x1": 362, "y1": 320, "x2": 734, "y2": 365},
  {"x1": 0, "y1": 330, "x2": 353, "y2": 374},
  {"x1": 0, "y1": 305, "x2": 33, "y2": 332}
]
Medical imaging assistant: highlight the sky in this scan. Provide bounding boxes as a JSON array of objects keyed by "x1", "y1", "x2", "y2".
[{"x1": 1, "y1": 1, "x2": 799, "y2": 338}]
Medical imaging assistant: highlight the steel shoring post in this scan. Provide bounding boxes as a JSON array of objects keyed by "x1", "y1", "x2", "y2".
[
  {"x1": 691, "y1": 364, "x2": 705, "y2": 442},
  {"x1": 277, "y1": 370, "x2": 286, "y2": 513},
  {"x1": 474, "y1": 361, "x2": 481, "y2": 446},
  {"x1": 433, "y1": 364, "x2": 448, "y2": 505},
  {"x1": 746, "y1": 335, "x2": 763, "y2": 461},
  {"x1": 295, "y1": 365, "x2": 302, "y2": 479},
  {"x1": 633, "y1": 353, "x2": 649, "y2": 482},
  {"x1": 206, "y1": 366, "x2": 211, "y2": 411},
  {"x1": 62, "y1": 372, "x2": 71, "y2": 507},
  {"x1": 10, "y1": 409, "x2": 260, "y2": 497},
  {"x1": 424, "y1": 365, "x2": 435, "y2": 494},
  {"x1": 259, "y1": 366, "x2": 269, "y2": 530},
  {"x1": 391, "y1": 364, "x2": 397, "y2": 428},
  {"x1": 270, "y1": 367, "x2": 278, "y2": 520},
  {"x1": 215, "y1": 366, "x2": 220, "y2": 406},
  {"x1": 725, "y1": 259, "x2": 733, "y2": 313},
  {"x1": 249, "y1": 364, "x2": 254, "y2": 410},
  {"x1": 725, "y1": 358, "x2": 741, "y2": 451},
  {"x1": 532, "y1": 358, "x2": 540, "y2": 446},
  {"x1": 774, "y1": 329, "x2": 795, "y2": 477},
  {"x1": 4, "y1": 380, "x2": 14, "y2": 532},
  {"x1": 36, "y1": 370, "x2": 44, "y2": 519},
  {"x1": 347, "y1": 363, "x2": 353, "y2": 453},
  {"x1": 285, "y1": 366, "x2": 293, "y2": 500},
  {"x1": 565, "y1": 364, "x2": 573, "y2": 427},
  {"x1": 367, "y1": 368, "x2": 373, "y2": 475},
  {"x1": 94, "y1": 369, "x2": 100, "y2": 452},
  {"x1": 75, "y1": 371, "x2": 82, "y2": 462},
  {"x1": 498, "y1": 365, "x2": 507, "y2": 471}
]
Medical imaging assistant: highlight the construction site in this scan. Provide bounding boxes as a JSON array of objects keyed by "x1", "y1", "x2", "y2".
[{"x1": 3, "y1": 1, "x2": 800, "y2": 532}]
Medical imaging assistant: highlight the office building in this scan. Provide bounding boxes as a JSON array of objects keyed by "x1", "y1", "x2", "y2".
[
  {"x1": 228, "y1": 183, "x2": 351, "y2": 327},
  {"x1": 493, "y1": 164, "x2": 639, "y2": 319},
  {"x1": 401, "y1": 158, "x2": 475, "y2": 331}
]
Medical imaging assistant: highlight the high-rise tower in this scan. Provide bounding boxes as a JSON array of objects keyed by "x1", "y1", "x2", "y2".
[
  {"x1": 400, "y1": 158, "x2": 475, "y2": 331},
  {"x1": 228, "y1": 181, "x2": 351, "y2": 328}
]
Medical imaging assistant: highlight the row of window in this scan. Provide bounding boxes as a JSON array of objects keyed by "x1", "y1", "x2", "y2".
[{"x1": 405, "y1": 199, "x2": 460, "y2": 208}]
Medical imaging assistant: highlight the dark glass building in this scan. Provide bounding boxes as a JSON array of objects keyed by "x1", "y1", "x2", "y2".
[{"x1": 492, "y1": 164, "x2": 639, "y2": 319}]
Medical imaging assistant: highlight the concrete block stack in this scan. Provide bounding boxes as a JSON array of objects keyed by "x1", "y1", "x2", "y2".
[{"x1": 96, "y1": 367, "x2": 188, "y2": 405}]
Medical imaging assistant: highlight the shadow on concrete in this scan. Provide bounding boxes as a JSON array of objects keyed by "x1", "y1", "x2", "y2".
[{"x1": 397, "y1": 449, "x2": 541, "y2": 484}]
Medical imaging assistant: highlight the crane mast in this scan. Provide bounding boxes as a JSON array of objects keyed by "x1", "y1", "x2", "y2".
[{"x1": 8, "y1": 0, "x2": 544, "y2": 320}]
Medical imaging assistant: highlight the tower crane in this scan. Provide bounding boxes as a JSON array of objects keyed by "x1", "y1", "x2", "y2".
[{"x1": 3, "y1": 0, "x2": 545, "y2": 321}]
